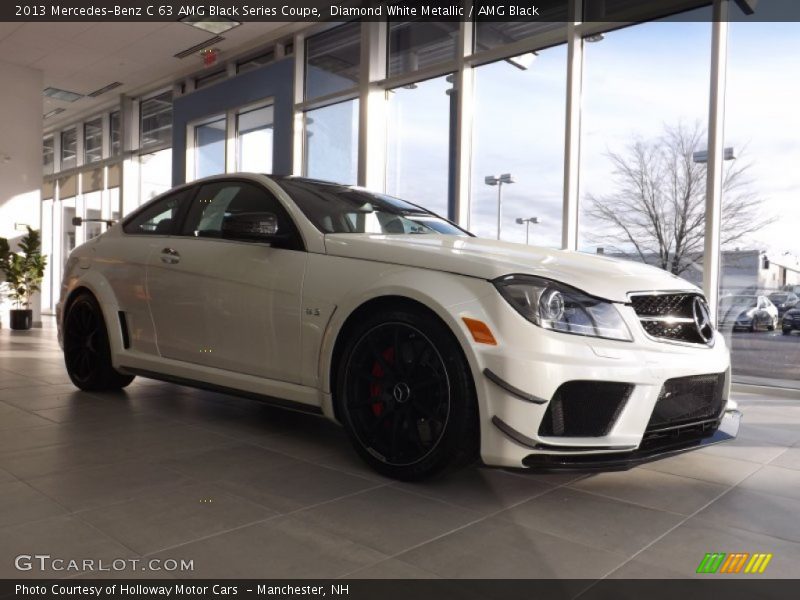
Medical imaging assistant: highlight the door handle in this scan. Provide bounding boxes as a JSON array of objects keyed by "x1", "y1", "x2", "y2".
[{"x1": 160, "y1": 247, "x2": 180, "y2": 264}]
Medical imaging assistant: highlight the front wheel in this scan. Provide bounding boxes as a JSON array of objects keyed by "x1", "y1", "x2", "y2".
[
  {"x1": 335, "y1": 307, "x2": 478, "y2": 480},
  {"x1": 63, "y1": 293, "x2": 134, "y2": 391}
]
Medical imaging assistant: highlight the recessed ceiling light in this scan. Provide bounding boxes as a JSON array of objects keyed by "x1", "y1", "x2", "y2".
[
  {"x1": 181, "y1": 16, "x2": 241, "y2": 35},
  {"x1": 43, "y1": 108, "x2": 66, "y2": 119},
  {"x1": 43, "y1": 87, "x2": 84, "y2": 102}
]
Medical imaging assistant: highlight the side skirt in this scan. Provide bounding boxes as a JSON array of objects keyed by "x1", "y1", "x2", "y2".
[{"x1": 122, "y1": 367, "x2": 324, "y2": 416}]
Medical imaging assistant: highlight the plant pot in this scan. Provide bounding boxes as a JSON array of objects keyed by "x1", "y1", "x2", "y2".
[{"x1": 9, "y1": 309, "x2": 33, "y2": 330}]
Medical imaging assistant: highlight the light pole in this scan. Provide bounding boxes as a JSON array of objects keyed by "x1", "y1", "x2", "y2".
[
  {"x1": 485, "y1": 173, "x2": 514, "y2": 240},
  {"x1": 515, "y1": 217, "x2": 540, "y2": 245}
]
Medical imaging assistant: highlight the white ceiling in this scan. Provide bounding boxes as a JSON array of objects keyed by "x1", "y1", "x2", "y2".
[{"x1": 0, "y1": 20, "x2": 296, "y2": 131}]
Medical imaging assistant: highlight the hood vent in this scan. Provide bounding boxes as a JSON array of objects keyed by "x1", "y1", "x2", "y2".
[
  {"x1": 174, "y1": 36, "x2": 225, "y2": 59},
  {"x1": 88, "y1": 82, "x2": 123, "y2": 97}
]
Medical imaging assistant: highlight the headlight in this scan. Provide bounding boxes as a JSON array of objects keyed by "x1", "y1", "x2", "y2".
[{"x1": 493, "y1": 275, "x2": 633, "y2": 342}]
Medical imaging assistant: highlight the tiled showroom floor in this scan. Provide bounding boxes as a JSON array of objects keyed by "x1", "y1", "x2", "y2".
[{"x1": 1, "y1": 322, "x2": 800, "y2": 581}]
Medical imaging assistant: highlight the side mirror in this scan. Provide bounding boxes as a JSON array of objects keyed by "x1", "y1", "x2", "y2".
[{"x1": 221, "y1": 211, "x2": 280, "y2": 241}]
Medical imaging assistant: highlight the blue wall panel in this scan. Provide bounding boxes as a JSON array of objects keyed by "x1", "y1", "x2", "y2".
[{"x1": 171, "y1": 57, "x2": 294, "y2": 186}]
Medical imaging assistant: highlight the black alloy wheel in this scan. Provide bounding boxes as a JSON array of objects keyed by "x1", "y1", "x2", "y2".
[
  {"x1": 63, "y1": 293, "x2": 134, "y2": 391},
  {"x1": 336, "y1": 307, "x2": 478, "y2": 480}
]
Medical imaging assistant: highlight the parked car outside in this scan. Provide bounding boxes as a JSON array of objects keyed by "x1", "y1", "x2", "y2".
[
  {"x1": 769, "y1": 292, "x2": 799, "y2": 317},
  {"x1": 718, "y1": 295, "x2": 779, "y2": 332},
  {"x1": 782, "y1": 307, "x2": 800, "y2": 335}
]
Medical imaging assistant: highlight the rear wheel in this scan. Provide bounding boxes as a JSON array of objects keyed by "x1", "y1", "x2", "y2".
[
  {"x1": 335, "y1": 306, "x2": 478, "y2": 480},
  {"x1": 63, "y1": 293, "x2": 134, "y2": 391}
]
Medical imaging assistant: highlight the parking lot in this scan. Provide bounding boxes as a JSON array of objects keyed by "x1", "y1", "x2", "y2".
[{"x1": 726, "y1": 328, "x2": 800, "y2": 381}]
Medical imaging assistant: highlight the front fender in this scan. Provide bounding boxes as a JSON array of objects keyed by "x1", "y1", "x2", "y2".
[{"x1": 304, "y1": 253, "x2": 498, "y2": 419}]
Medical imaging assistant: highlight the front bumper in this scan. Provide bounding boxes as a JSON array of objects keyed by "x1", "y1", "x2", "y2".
[{"x1": 454, "y1": 292, "x2": 735, "y2": 469}]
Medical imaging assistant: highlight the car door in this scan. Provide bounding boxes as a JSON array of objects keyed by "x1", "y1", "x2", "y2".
[
  {"x1": 112, "y1": 186, "x2": 195, "y2": 357},
  {"x1": 173, "y1": 178, "x2": 308, "y2": 383},
  {"x1": 143, "y1": 187, "x2": 213, "y2": 364}
]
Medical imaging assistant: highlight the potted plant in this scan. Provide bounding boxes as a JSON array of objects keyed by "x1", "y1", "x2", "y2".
[{"x1": 0, "y1": 227, "x2": 47, "y2": 330}]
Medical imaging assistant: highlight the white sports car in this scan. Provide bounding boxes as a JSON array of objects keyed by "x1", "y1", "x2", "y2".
[{"x1": 58, "y1": 174, "x2": 740, "y2": 480}]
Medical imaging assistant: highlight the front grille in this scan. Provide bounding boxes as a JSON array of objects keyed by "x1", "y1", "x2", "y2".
[
  {"x1": 539, "y1": 381, "x2": 633, "y2": 437},
  {"x1": 646, "y1": 373, "x2": 726, "y2": 432},
  {"x1": 630, "y1": 293, "x2": 711, "y2": 345}
]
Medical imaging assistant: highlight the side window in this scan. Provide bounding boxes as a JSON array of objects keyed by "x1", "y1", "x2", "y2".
[
  {"x1": 181, "y1": 181, "x2": 303, "y2": 249},
  {"x1": 122, "y1": 189, "x2": 190, "y2": 235}
]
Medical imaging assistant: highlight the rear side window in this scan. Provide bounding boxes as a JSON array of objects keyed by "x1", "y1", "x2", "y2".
[{"x1": 122, "y1": 189, "x2": 191, "y2": 235}]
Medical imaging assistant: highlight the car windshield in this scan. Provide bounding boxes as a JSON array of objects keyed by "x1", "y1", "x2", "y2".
[
  {"x1": 274, "y1": 178, "x2": 470, "y2": 236},
  {"x1": 770, "y1": 294, "x2": 788, "y2": 303},
  {"x1": 719, "y1": 296, "x2": 757, "y2": 310}
]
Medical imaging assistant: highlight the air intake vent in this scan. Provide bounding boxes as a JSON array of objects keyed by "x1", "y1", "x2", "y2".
[
  {"x1": 646, "y1": 373, "x2": 726, "y2": 433},
  {"x1": 88, "y1": 82, "x2": 123, "y2": 97},
  {"x1": 539, "y1": 381, "x2": 633, "y2": 437},
  {"x1": 174, "y1": 36, "x2": 225, "y2": 59}
]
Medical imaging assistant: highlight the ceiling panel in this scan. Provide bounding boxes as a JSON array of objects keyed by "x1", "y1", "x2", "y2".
[
  {"x1": 0, "y1": 20, "x2": 295, "y2": 128},
  {"x1": 0, "y1": 38, "x2": 49, "y2": 66},
  {"x1": 0, "y1": 22, "x2": 23, "y2": 42}
]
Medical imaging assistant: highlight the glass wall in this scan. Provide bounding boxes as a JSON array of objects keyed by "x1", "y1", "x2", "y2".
[
  {"x1": 140, "y1": 148, "x2": 173, "y2": 203},
  {"x1": 110, "y1": 111, "x2": 121, "y2": 157},
  {"x1": 719, "y1": 18, "x2": 800, "y2": 385},
  {"x1": 43, "y1": 136, "x2": 54, "y2": 175},
  {"x1": 470, "y1": 46, "x2": 567, "y2": 245},
  {"x1": 305, "y1": 22, "x2": 361, "y2": 99},
  {"x1": 193, "y1": 116, "x2": 226, "y2": 179},
  {"x1": 84, "y1": 117, "x2": 103, "y2": 164},
  {"x1": 140, "y1": 91, "x2": 173, "y2": 149},
  {"x1": 304, "y1": 100, "x2": 359, "y2": 184},
  {"x1": 83, "y1": 191, "x2": 104, "y2": 240},
  {"x1": 578, "y1": 13, "x2": 712, "y2": 281},
  {"x1": 61, "y1": 196, "x2": 76, "y2": 267},
  {"x1": 388, "y1": 20, "x2": 458, "y2": 77},
  {"x1": 237, "y1": 105, "x2": 274, "y2": 172},
  {"x1": 40, "y1": 198, "x2": 54, "y2": 312},
  {"x1": 385, "y1": 76, "x2": 452, "y2": 216},
  {"x1": 60, "y1": 128, "x2": 77, "y2": 170}
]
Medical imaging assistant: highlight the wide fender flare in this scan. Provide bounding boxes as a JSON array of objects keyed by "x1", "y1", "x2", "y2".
[{"x1": 317, "y1": 268, "x2": 496, "y2": 404}]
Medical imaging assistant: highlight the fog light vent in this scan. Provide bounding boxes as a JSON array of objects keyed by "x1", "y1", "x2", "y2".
[{"x1": 538, "y1": 381, "x2": 633, "y2": 437}]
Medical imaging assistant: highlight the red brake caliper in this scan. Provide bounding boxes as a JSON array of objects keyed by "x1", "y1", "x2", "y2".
[{"x1": 369, "y1": 347, "x2": 395, "y2": 417}]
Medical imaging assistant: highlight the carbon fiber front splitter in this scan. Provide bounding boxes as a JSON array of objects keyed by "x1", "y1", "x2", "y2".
[{"x1": 519, "y1": 409, "x2": 741, "y2": 472}]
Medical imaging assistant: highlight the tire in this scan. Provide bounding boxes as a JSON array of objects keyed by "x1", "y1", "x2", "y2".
[
  {"x1": 335, "y1": 306, "x2": 479, "y2": 481},
  {"x1": 768, "y1": 317, "x2": 777, "y2": 331},
  {"x1": 63, "y1": 292, "x2": 134, "y2": 391},
  {"x1": 784, "y1": 328, "x2": 792, "y2": 336}
]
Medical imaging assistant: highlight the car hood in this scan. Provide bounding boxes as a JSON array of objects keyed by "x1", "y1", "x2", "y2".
[{"x1": 324, "y1": 234, "x2": 699, "y2": 303}]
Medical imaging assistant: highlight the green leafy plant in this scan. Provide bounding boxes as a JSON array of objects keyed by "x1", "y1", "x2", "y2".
[{"x1": 0, "y1": 227, "x2": 47, "y2": 309}]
